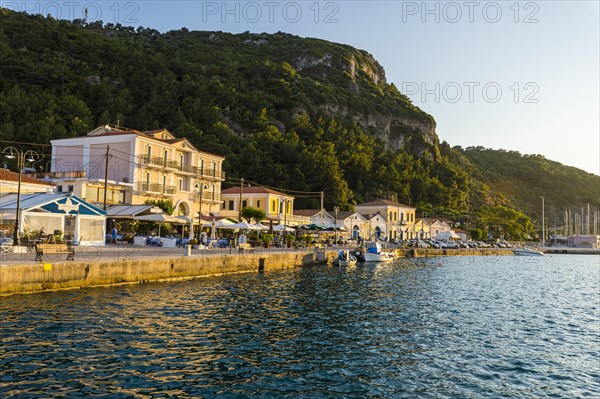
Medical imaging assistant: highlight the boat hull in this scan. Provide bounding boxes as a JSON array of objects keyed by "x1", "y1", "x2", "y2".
[
  {"x1": 362, "y1": 252, "x2": 396, "y2": 263},
  {"x1": 332, "y1": 259, "x2": 357, "y2": 267},
  {"x1": 512, "y1": 249, "x2": 544, "y2": 256}
]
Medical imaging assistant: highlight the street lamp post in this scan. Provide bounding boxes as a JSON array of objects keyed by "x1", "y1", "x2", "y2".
[
  {"x1": 334, "y1": 206, "x2": 339, "y2": 246},
  {"x1": 195, "y1": 181, "x2": 208, "y2": 244},
  {"x1": 2, "y1": 147, "x2": 39, "y2": 246}
]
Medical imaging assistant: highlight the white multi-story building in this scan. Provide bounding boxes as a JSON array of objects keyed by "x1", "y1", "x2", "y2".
[{"x1": 44, "y1": 125, "x2": 225, "y2": 218}]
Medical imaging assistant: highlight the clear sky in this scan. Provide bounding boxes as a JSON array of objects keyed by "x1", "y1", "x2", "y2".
[{"x1": 8, "y1": 1, "x2": 599, "y2": 174}]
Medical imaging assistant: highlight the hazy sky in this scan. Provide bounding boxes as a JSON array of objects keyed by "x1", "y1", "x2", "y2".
[{"x1": 7, "y1": 1, "x2": 599, "y2": 174}]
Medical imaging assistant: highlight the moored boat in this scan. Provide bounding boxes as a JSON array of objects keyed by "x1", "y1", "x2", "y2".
[
  {"x1": 512, "y1": 247, "x2": 544, "y2": 256},
  {"x1": 356, "y1": 242, "x2": 396, "y2": 263},
  {"x1": 332, "y1": 250, "x2": 357, "y2": 267}
]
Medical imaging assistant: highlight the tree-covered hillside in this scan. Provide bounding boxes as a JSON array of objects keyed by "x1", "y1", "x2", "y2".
[
  {"x1": 0, "y1": 9, "x2": 596, "y2": 228},
  {"x1": 460, "y1": 147, "x2": 599, "y2": 221}
]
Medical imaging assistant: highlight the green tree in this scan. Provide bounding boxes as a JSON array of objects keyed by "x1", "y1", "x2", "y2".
[
  {"x1": 144, "y1": 199, "x2": 175, "y2": 215},
  {"x1": 241, "y1": 207, "x2": 266, "y2": 223}
]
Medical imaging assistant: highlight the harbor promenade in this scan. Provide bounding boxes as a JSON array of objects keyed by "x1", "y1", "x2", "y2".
[{"x1": 0, "y1": 244, "x2": 513, "y2": 296}]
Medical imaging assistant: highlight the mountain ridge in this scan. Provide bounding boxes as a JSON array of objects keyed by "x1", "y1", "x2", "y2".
[{"x1": 0, "y1": 9, "x2": 597, "y2": 230}]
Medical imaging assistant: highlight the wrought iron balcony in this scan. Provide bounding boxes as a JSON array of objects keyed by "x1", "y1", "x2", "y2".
[
  {"x1": 26, "y1": 171, "x2": 87, "y2": 179},
  {"x1": 189, "y1": 192, "x2": 221, "y2": 202},
  {"x1": 138, "y1": 182, "x2": 176, "y2": 195}
]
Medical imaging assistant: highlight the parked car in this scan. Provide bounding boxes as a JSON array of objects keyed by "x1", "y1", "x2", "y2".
[
  {"x1": 426, "y1": 240, "x2": 441, "y2": 249},
  {"x1": 441, "y1": 240, "x2": 459, "y2": 249},
  {"x1": 456, "y1": 240, "x2": 469, "y2": 248},
  {"x1": 432, "y1": 240, "x2": 446, "y2": 249}
]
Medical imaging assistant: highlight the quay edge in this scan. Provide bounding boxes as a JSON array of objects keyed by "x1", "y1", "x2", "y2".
[{"x1": 1, "y1": 248, "x2": 514, "y2": 296}]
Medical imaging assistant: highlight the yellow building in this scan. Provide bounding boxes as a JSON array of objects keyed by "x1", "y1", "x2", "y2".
[
  {"x1": 220, "y1": 186, "x2": 294, "y2": 222},
  {"x1": 354, "y1": 199, "x2": 417, "y2": 241},
  {"x1": 47, "y1": 125, "x2": 225, "y2": 218}
]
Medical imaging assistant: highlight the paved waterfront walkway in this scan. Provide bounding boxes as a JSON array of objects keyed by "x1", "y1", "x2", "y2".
[{"x1": 0, "y1": 244, "x2": 321, "y2": 266}]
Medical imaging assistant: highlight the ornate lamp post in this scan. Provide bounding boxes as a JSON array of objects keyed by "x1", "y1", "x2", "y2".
[
  {"x1": 194, "y1": 181, "x2": 208, "y2": 242},
  {"x1": 2, "y1": 147, "x2": 39, "y2": 245}
]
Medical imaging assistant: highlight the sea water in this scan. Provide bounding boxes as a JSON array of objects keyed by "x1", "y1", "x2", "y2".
[{"x1": 1, "y1": 255, "x2": 598, "y2": 398}]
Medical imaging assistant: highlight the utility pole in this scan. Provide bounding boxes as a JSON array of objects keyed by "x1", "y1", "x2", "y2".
[
  {"x1": 103, "y1": 145, "x2": 110, "y2": 211},
  {"x1": 320, "y1": 191, "x2": 324, "y2": 225},
  {"x1": 238, "y1": 177, "x2": 244, "y2": 220}
]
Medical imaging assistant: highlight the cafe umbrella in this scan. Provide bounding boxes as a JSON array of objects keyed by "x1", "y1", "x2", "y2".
[{"x1": 135, "y1": 213, "x2": 186, "y2": 236}]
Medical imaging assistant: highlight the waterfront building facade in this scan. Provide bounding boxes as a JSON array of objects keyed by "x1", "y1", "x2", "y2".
[
  {"x1": 354, "y1": 199, "x2": 417, "y2": 241},
  {"x1": 0, "y1": 193, "x2": 107, "y2": 246},
  {"x1": 334, "y1": 211, "x2": 368, "y2": 239},
  {"x1": 293, "y1": 209, "x2": 335, "y2": 227},
  {"x1": 44, "y1": 125, "x2": 225, "y2": 218},
  {"x1": 220, "y1": 186, "x2": 294, "y2": 223}
]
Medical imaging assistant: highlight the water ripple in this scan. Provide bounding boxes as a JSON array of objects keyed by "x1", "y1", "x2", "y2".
[{"x1": 1, "y1": 255, "x2": 598, "y2": 398}]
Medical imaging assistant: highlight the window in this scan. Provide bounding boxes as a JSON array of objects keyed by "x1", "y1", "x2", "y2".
[
  {"x1": 146, "y1": 173, "x2": 151, "y2": 185},
  {"x1": 228, "y1": 201, "x2": 234, "y2": 211},
  {"x1": 242, "y1": 200, "x2": 248, "y2": 208},
  {"x1": 257, "y1": 200, "x2": 261, "y2": 208},
  {"x1": 162, "y1": 175, "x2": 167, "y2": 192},
  {"x1": 57, "y1": 185, "x2": 63, "y2": 193},
  {"x1": 79, "y1": 218, "x2": 105, "y2": 243},
  {"x1": 147, "y1": 146, "x2": 152, "y2": 157},
  {"x1": 67, "y1": 185, "x2": 74, "y2": 193},
  {"x1": 271, "y1": 200, "x2": 276, "y2": 212},
  {"x1": 178, "y1": 179, "x2": 183, "y2": 191}
]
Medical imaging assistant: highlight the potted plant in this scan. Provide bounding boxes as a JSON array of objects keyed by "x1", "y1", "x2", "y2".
[
  {"x1": 285, "y1": 234, "x2": 295, "y2": 248},
  {"x1": 260, "y1": 233, "x2": 273, "y2": 248}
]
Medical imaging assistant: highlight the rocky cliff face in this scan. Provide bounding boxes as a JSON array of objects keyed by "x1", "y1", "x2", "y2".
[
  {"x1": 281, "y1": 41, "x2": 438, "y2": 152},
  {"x1": 319, "y1": 103, "x2": 437, "y2": 150}
]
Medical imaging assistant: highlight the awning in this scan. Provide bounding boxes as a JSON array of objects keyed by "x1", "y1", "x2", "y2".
[
  {"x1": 135, "y1": 214, "x2": 187, "y2": 224},
  {"x1": 107, "y1": 205, "x2": 159, "y2": 218}
]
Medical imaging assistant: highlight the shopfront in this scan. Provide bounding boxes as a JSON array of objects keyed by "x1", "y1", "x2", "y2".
[{"x1": 0, "y1": 193, "x2": 107, "y2": 246}]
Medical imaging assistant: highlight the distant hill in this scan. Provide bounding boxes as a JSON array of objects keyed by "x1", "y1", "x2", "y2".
[
  {"x1": 460, "y1": 147, "x2": 600, "y2": 221},
  {"x1": 0, "y1": 9, "x2": 597, "y2": 233}
]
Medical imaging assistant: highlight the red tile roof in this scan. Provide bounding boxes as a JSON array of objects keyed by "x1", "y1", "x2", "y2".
[
  {"x1": 356, "y1": 199, "x2": 414, "y2": 208},
  {"x1": 221, "y1": 186, "x2": 292, "y2": 197},
  {"x1": 0, "y1": 169, "x2": 55, "y2": 186}
]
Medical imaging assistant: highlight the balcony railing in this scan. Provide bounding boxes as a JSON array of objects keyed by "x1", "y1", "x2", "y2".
[
  {"x1": 26, "y1": 171, "x2": 87, "y2": 179},
  {"x1": 138, "y1": 182, "x2": 176, "y2": 195},
  {"x1": 139, "y1": 155, "x2": 225, "y2": 180},
  {"x1": 197, "y1": 168, "x2": 226, "y2": 180},
  {"x1": 189, "y1": 192, "x2": 221, "y2": 202}
]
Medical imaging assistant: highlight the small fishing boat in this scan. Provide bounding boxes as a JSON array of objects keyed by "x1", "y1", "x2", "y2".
[
  {"x1": 512, "y1": 247, "x2": 544, "y2": 256},
  {"x1": 355, "y1": 242, "x2": 396, "y2": 263},
  {"x1": 332, "y1": 250, "x2": 357, "y2": 267}
]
